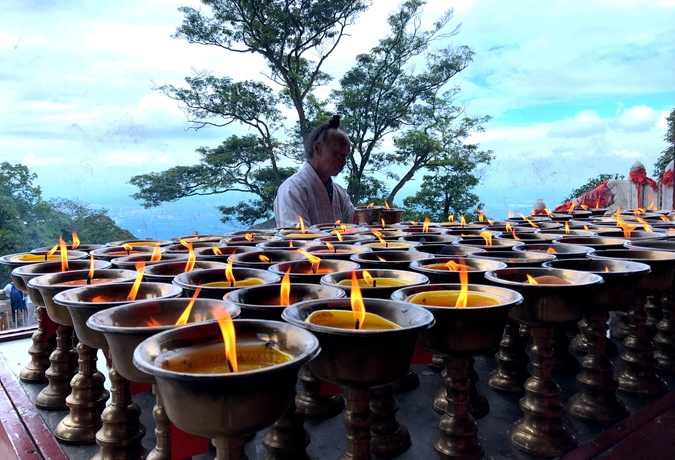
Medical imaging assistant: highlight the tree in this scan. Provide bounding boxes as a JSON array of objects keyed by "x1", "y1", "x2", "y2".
[
  {"x1": 401, "y1": 148, "x2": 489, "y2": 222},
  {"x1": 132, "y1": 0, "x2": 491, "y2": 226},
  {"x1": 332, "y1": 0, "x2": 485, "y2": 205},
  {"x1": 653, "y1": 108, "x2": 675, "y2": 178},
  {"x1": 132, "y1": 0, "x2": 369, "y2": 223},
  {"x1": 48, "y1": 198, "x2": 136, "y2": 243},
  {"x1": 562, "y1": 173, "x2": 625, "y2": 203}
]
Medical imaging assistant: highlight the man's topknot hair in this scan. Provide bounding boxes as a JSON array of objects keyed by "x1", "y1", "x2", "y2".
[{"x1": 304, "y1": 115, "x2": 346, "y2": 160}]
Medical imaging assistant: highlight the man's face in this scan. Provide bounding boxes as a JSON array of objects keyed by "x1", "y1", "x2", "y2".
[{"x1": 317, "y1": 131, "x2": 350, "y2": 177}]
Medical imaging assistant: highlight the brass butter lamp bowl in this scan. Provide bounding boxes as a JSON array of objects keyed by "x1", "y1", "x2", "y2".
[
  {"x1": 282, "y1": 298, "x2": 435, "y2": 460},
  {"x1": 134, "y1": 320, "x2": 320, "y2": 460}
]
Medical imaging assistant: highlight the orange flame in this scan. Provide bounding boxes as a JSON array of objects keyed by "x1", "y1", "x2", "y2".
[
  {"x1": 351, "y1": 272, "x2": 366, "y2": 329},
  {"x1": 455, "y1": 261, "x2": 469, "y2": 308},
  {"x1": 410, "y1": 220, "x2": 418, "y2": 225},
  {"x1": 259, "y1": 255, "x2": 270, "y2": 262},
  {"x1": 487, "y1": 218, "x2": 494, "y2": 225},
  {"x1": 635, "y1": 217, "x2": 653, "y2": 232},
  {"x1": 479, "y1": 231, "x2": 493, "y2": 246},
  {"x1": 422, "y1": 217, "x2": 430, "y2": 233},
  {"x1": 296, "y1": 249, "x2": 321, "y2": 273},
  {"x1": 518, "y1": 213, "x2": 539, "y2": 228},
  {"x1": 618, "y1": 222, "x2": 637, "y2": 238},
  {"x1": 297, "y1": 216, "x2": 306, "y2": 234},
  {"x1": 335, "y1": 231, "x2": 344, "y2": 242},
  {"x1": 460, "y1": 215, "x2": 467, "y2": 227},
  {"x1": 372, "y1": 230, "x2": 387, "y2": 245},
  {"x1": 340, "y1": 224, "x2": 347, "y2": 232},
  {"x1": 367, "y1": 203, "x2": 374, "y2": 209},
  {"x1": 565, "y1": 222, "x2": 570, "y2": 235},
  {"x1": 122, "y1": 243, "x2": 133, "y2": 252},
  {"x1": 213, "y1": 307, "x2": 238, "y2": 373},
  {"x1": 146, "y1": 316, "x2": 162, "y2": 327},
  {"x1": 505, "y1": 222, "x2": 513, "y2": 232},
  {"x1": 175, "y1": 287, "x2": 202, "y2": 325},
  {"x1": 508, "y1": 210, "x2": 515, "y2": 219},
  {"x1": 546, "y1": 247, "x2": 557, "y2": 254},
  {"x1": 150, "y1": 243, "x2": 162, "y2": 262},
  {"x1": 648, "y1": 195, "x2": 656, "y2": 210},
  {"x1": 544, "y1": 208, "x2": 554, "y2": 218},
  {"x1": 568, "y1": 202, "x2": 576, "y2": 214},
  {"x1": 244, "y1": 233, "x2": 254, "y2": 242},
  {"x1": 381, "y1": 218, "x2": 386, "y2": 229},
  {"x1": 88, "y1": 254, "x2": 95, "y2": 280},
  {"x1": 596, "y1": 199, "x2": 601, "y2": 209},
  {"x1": 526, "y1": 274, "x2": 538, "y2": 284},
  {"x1": 362, "y1": 270, "x2": 375, "y2": 287},
  {"x1": 511, "y1": 229, "x2": 520, "y2": 240},
  {"x1": 127, "y1": 263, "x2": 145, "y2": 301},
  {"x1": 59, "y1": 236, "x2": 69, "y2": 272},
  {"x1": 72, "y1": 231, "x2": 80, "y2": 249},
  {"x1": 47, "y1": 243, "x2": 59, "y2": 257},
  {"x1": 326, "y1": 241, "x2": 335, "y2": 252},
  {"x1": 335, "y1": 220, "x2": 341, "y2": 226},
  {"x1": 604, "y1": 266, "x2": 610, "y2": 273},
  {"x1": 445, "y1": 260, "x2": 460, "y2": 271},
  {"x1": 226, "y1": 257, "x2": 236, "y2": 284},
  {"x1": 448, "y1": 215, "x2": 454, "y2": 223},
  {"x1": 584, "y1": 225, "x2": 590, "y2": 231},
  {"x1": 660, "y1": 215, "x2": 671, "y2": 222},
  {"x1": 580, "y1": 204, "x2": 589, "y2": 210},
  {"x1": 615, "y1": 207, "x2": 622, "y2": 226},
  {"x1": 384, "y1": 201, "x2": 391, "y2": 210},
  {"x1": 212, "y1": 246, "x2": 223, "y2": 255},
  {"x1": 478, "y1": 210, "x2": 485, "y2": 222},
  {"x1": 280, "y1": 268, "x2": 291, "y2": 306},
  {"x1": 377, "y1": 255, "x2": 386, "y2": 262}
]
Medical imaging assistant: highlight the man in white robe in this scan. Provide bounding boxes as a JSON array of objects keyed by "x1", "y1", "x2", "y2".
[{"x1": 274, "y1": 116, "x2": 355, "y2": 227}]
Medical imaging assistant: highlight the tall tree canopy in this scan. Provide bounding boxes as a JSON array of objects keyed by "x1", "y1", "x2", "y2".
[
  {"x1": 130, "y1": 0, "x2": 492, "y2": 226},
  {"x1": 653, "y1": 107, "x2": 675, "y2": 178}
]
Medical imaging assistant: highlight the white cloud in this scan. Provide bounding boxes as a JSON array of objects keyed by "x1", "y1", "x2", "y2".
[{"x1": 548, "y1": 111, "x2": 608, "y2": 138}]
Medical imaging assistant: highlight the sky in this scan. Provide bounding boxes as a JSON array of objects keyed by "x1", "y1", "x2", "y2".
[{"x1": 1, "y1": 0, "x2": 674, "y2": 238}]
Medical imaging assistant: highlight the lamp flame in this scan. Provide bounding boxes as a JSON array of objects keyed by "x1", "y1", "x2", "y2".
[
  {"x1": 478, "y1": 210, "x2": 485, "y2": 222},
  {"x1": 146, "y1": 316, "x2": 162, "y2": 327},
  {"x1": 445, "y1": 260, "x2": 460, "y2": 271},
  {"x1": 508, "y1": 210, "x2": 515, "y2": 219},
  {"x1": 296, "y1": 249, "x2": 321, "y2": 273},
  {"x1": 335, "y1": 220, "x2": 341, "y2": 226},
  {"x1": 544, "y1": 208, "x2": 554, "y2": 218},
  {"x1": 88, "y1": 254, "x2": 95, "y2": 280},
  {"x1": 604, "y1": 266, "x2": 610, "y2": 273},
  {"x1": 505, "y1": 222, "x2": 513, "y2": 232},
  {"x1": 546, "y1": 248, "x2": 557, "y2": 254},
  {"x1": 584, "y1": 225, "x2": 590, "y2": 231},
  {"x1": 244, "y1": 233, "x2": 254, "y2": 242},
  {"x1": 511, "y1": 229, "x2": 520, "y2": 240},
  {"x1": 336, "y1": 230, "x2": 344, "y2": 242},
  {"x1": 47, "y1": 244, "x2": 59, "y2": 257},
  {"x1": 259, "y1": 255, "x2": 270, "y2": 262},
  {"x1": 150, "y1": 243, "x2": 162, "y2": 262},
  {"x1": 326, "y1": 242, "x2": 335, "y2": 252},
  {"x1": 59, "y1": 236, "x2": 69, "y2": 272},
  {"x1": 122, "y1": 243, "x2": 133, "y2": 252},
  {"x1": 377, "y1": 255, "x2": 386, "y2": 262},
  {"x1": 381, "y1": 218, "x2": 386, "y2": 229},
  {"x1": 648, "y1": 195, "x2": 656, "y2": 210},
  {"x1": 72, "y1": 231, "x2": 80, "y2": 249},
  {"x1": 175, "y1": 287, "x2": 202, "y2": 325},
  {"x1": 226, "y1": 257, "x2": 236, "y2": 284},
  {"x1": 372, "y1": 230, "x2": 387, "y2": 245},
  {"x1": 580, "y1": 204, "x2": 589, "y2": 210},
  {"x1": 487, "y1": 218, "x2": 494, "y2": 225},
  {"x1": 297, "y1": 216, "x2": 306, "y2": 234},
  {"x1": 479, "y1": 231, "x2": 493, "y2": 246},
  {"x1": 289, "y1": 240, "x2": 294, "y2": 248},
  {"x1": 568, "y1": 202, "x2": 576, "y2": 214},
  {"x1": 351, "y1": 271, "x2": 366, "y2": 329},
  {"x1": 661, "y1": 215, "x2": 671, "y2": 222},
  {"x1": 526, "y1": 274, "x2": 538, "y2": 284},
  {"x1": 448, "y1": 215, "x2": 454, "y2": 223},
  {"x1": 362, "y1": 270, "x2": 375, "y2": 287},
  {"x1": 367, "y1": 203, "x2": 374, "y2": 209},
  {"x1": 410, "y1": 220, "x2": 418, "y2": 225},
  {"x1": 212, "y1": 246, "x2": 223, "y2": 255},
  {"x1": 384, "y1": 201, "x2": 391, "y2": 210},
  {"x1": 127, "y1": 263, "x2": 145, "y2": 301},
  {"x1": 455, "y1": 260, "x2": 469, "y2": 308},
  {"x1": 423, "y1": 217, "x2": 430, "y2": 233},
  {"x1": 460, "y1": 215, "x2": 467, "y2": 227},
  {"x1": 564, "y1": 222, "x2": 570, "y2": 235},
  {"x1": 213, "y1": 307, "x2": 238, "y2": 373},
  {"x1": 618, "y1": 222, "x2": 637, "y2": 238},
  {"x1": 280, "y1": 268, "x2": 291, "y2": 306}
]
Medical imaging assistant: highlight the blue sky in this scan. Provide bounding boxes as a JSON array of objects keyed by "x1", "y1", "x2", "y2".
[{"x1": 1, "y1": 0, "x2": 674, "y2": 237}]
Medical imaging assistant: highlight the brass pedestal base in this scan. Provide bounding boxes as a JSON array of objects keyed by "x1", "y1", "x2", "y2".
[
  {"x1": 568, "y1": 310, "x2": 628, "y2": 424},
  {"x1": 339, "y1": 388, "x2": 377, "y2": 460},
  {"x1": 488, "y1": 319, "x2": 529, "y2": 394},
  {"x1": 262, "y1": 391, "x2": 313, "y2": 460},
  {"x1": 571, "y1": 314, "x2": 619, "y2": 358},
  {"x1": 611, "y1": 311, "x2": 630, "y2": 340},
  {"x1": 434, "y1": 356, "x2": 483, "y2": 460},
  {"x1": 92, "y1": 364, "x2": 147, "y2": 460},
  {"x1": 654, "y1": 290, "x2": 675, "y2": 374},
  {"x1": 428, "y1": 355, "x2": 445, "y2": 371},
  {"x1": 617, "y1": 296, "x2": 669, "y2": 397},
  {"x1": 434, "y1": 358, "x2": 489, "y2": 419},
  {"x1": 551, "y1": 328, "x2": 580, "y2": 374},
  {"x1": 509, "y1": 327, "x2": 577, "y2": 458},
  {"x1": 20, "y1": 307, "x2": 56, "y2": 383},
  {"x1": 55, "y1": 343, "x2": 109, "y2": 444},
  {"x1": 147, "y1": 385, "x2": 172, "y2": 460},
  {"x1": 36, "y1": 325, "x2": 78, "y2": 410},
  {"x1": 645, "y1": 295, "x2": 662, "y2": 339},
  {"x1": 370, "y1": 385, "x2": 411, "y2": 458},
  {"x1": 296, "y1": 365, "x2": 344, "y2": 420},
  {"x1": 214, "y1": 437, "x2": 248, "y2": 460}
]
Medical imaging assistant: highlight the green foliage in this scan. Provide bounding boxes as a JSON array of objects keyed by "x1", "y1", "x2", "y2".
[
  {"x1": 653, "y1": 108, "x2": 675, "y2": 178},
  {"x1": 401, "y1": 150, "x2": 488, "y2": 223},
  {"x1": 562, "y1": 173, "x2": 625, "y2": 203},
  {"x1": 0, "y1": 163, "x2": 134, "y2": 285},
  {"x1": 333, "y1": 0, "x2": 483, "y2": 205}
]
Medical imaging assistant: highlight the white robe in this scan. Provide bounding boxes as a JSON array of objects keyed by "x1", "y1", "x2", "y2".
[{"x1": 274, "y1": 162, "x2": 355, "y2": 227}]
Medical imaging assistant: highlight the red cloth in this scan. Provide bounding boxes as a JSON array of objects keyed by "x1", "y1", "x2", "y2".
[
  {"x1": 554, "y1": 180, "x2": 614, "y2": 212},
  {"x1": 630, "y1": 169, "x2": 659, "y2": 207},
  {"x1": 660, "y1": 170, "x2": 674, "y2": 187}
]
